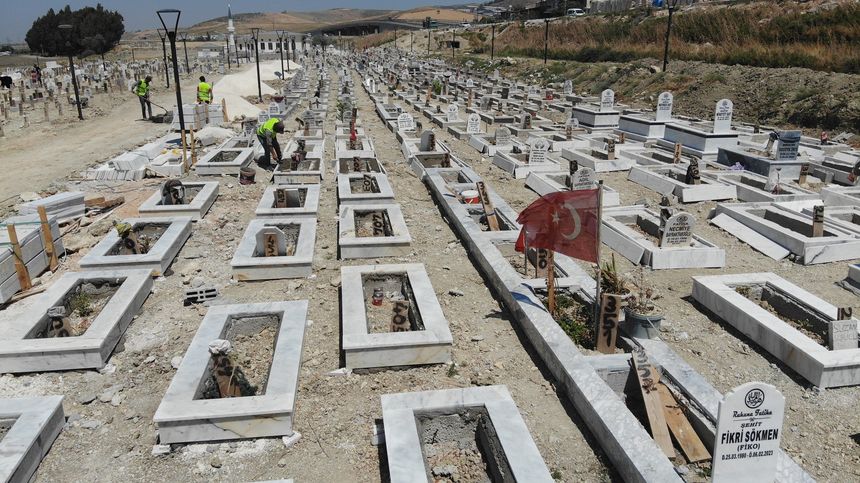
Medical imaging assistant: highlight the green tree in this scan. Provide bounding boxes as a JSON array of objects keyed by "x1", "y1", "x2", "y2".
[{"x1": 25, "y1": 4, "x2": 124, "y2": 57}]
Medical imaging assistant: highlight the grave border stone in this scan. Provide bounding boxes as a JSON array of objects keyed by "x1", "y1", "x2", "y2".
[
  {"x1": 79, "y1": 216, "x2": 192, "y2": 276},
  {"x1": 0, "y1": 396, "x2": 64, "y2": 483},
  {"x1": 231, "y1": 217, "x2": 316, "y2": 280}
]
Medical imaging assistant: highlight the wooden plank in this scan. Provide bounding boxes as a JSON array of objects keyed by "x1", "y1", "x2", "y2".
[
  {"x1": 84, "y1": 196, "x2": 106, "y2": 207},
  {"x1": 657, "y1": 383, "x2": 710, "y2": 463},
  {"x1": 596, "y1": 293, "x2": 622, "y2": 354},
  {"x1": 37, "y1": 206, "x2": 58, "y2": 271},
  {"x1": 476, "y1": 181, "x2": 500, "y2": 231},
  {"x1": 632, "y1": 348, "x2": 674, "y2": 458},
  {"x1": 6, "y1": 224, "x2": 31, "y2": 291}
]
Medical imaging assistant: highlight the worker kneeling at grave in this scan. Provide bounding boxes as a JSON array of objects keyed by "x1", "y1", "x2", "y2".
[{"x1": 256, "y1": 118, "x2": 285, "y2": 169}]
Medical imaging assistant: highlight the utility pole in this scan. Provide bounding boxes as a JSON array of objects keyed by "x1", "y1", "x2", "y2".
[
  {"x1": 451, "y1": 30, "x2": 455, "y2": 59},
  {"x1": 226, "y1": 38, "x2": 231, "y2": 69},
  {"x1": 662, "y1": 0, "x2": 678, "y2": 72},
  {"x1": 158, "y1": 29, "x2": 169, "y2": 88},
  {"x1": 180, "y1": 32, "x2": 190, "y2": 73},
  {"x1": 490, "y1": 24, "x2": 496, "y2": 61},
  {"x1": 427, "y1": 30, "x2": 431, "y2": 55},
  {"x1": 544, "y1": 19, "x2": 550, "y2": 65},
  {"x1": 251, "y1": 28, "x2": 262, "y2": 103}
]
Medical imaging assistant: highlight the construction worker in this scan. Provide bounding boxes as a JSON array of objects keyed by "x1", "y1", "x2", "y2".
[
  {"x1": 197, "y1": 75, "x2": 213, "y2": 104},
  {"x1": 256, "y1": 118, "x2": 285, "y2": 169},
  {"x1": 133, "y1": 76, "x2": 152, "y2": 120}
]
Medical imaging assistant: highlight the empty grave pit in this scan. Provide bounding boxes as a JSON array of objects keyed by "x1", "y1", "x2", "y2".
[
  {"x1": 255, "y1": 184, "x2": 320, "y2": 218},
  {"x1": 154, "y1": 301, "x2": 307, "y2": 444},
  {"x1": 337, "y1": 157, "x2": 384, "y2": 174},
  {"x1": 138, "y1": 181, "x2": 219, "y2": 221},
  {"x1": 231, "y1": 218, "x2": 316, "y2": 280},
  {"x1": 692, "y1": 272, "x2": 860, "y2": 388},
  {"x1": 338, "y1": 204, "x2": 411, "y2": 259},
  {"x1": 0, "y1": 269, "x2": 152, "y2": 373},
  {"x1": 195, "y1": 148, "x2": 254, "y2": 176},
  {"x1": 341, "y1": 264, "x2": 451, "y2": 369},
  {"x1": 79, "y1": 217, "x2": 192, "y2": 276},
  {"x1": 380, "y1": 386, "x2": 553, "y2": 483}
]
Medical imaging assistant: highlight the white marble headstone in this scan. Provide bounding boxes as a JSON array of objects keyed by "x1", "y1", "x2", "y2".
[
  {"x1": 660, "y1": 212, "x2": 694, "y2": 247},
  {"x1": 256, "y1": 226, "x2": 287, "y2": 257},
  {"x1": 563, "y1": 80, "x2": 573, "y2": 95},
  {"x1": 571, "y1": 167, "x2": 596, "y2": 190},
  {"x1": 466, "y1": 113, "x2": 481, "y2": 134},
  {"x1": 446, "y1": 103, "x2": 460, "y2": 123},
  {"x1": 828, "y1": 319, "x2": 858, "y2": 350},
  {"x1": 655, "y1": 92, "x2": 673, "y2": 122},
  {"x1": 495, "y1": 127, "x2": 512, "y2": 146},
  {"x1": 528, "y1": 138, "x2": 549, "y2": 164},
  {"x1": 599, "y1": 89, "x2": 615, "y2": 112},
  {"x1": 712, "y1": 382, "x2": 785, "y2": 483},
  {"x1": 713, "y1": 99, "x2": 734, "y2": 134},
  {"x1": 397, "y1": 113, "x2": 415, "y2": 131}
]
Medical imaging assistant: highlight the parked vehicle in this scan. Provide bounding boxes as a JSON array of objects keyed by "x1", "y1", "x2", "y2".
[{"x1": 566, "y1": 8, "x2": 586, "y2": 16}]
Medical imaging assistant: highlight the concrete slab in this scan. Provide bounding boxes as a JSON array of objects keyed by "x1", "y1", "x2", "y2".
[{"x1": 0, "y1": 396, "x2": 64, "y2": 483}]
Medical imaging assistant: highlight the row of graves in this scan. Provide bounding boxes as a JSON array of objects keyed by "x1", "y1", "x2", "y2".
[
  {"x1": 0, "y1": 61, "x2": 326, "y2": 481},
  {"x1": 0, "y1": 58, "x2": 173, "y2": 134},
  {"x1": 349, "y1": 47, "x2": 859, "y2": 482}
]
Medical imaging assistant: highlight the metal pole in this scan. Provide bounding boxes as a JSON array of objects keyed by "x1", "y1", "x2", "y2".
[
  {"x1": 279, "y1": 35, "x2": 285, "y2": 78},
  {"x1": 226, "y1": 38, "x2": 231, "y2": 69},
  {"x1": 68, "y1": 54, "x2": 83, "y2": 120},
  {"x1": 662, "y1": 4, "x2": 674, "y2": 72},
  {"x1": 131, "y1": 48, "x2": 135, "y2": 62},
  {"x1": 427, "y1": 30, "x2": 431, "y2": 55},
  {"x1": 452, "y1": 31, "x2": 455, "y2": 59},
  {"x1": 182, "y1": 36, "x2": 189, "y2": 73},
  {"x1": 168, "y1": 32, "x2": 185, "y2": 135},
  {"x1": 160, "y1": 35, "x2": 170, "y2": 88},
  {"x1": 411, "y1": 32, "x2": 414, "y2": 52},
  {"x1": 252, "y1": 31, "x2": 262, "y2": 103},
  {"x1": 491, "y1": 24, "x2": 495, "y2": 61},
  {"x1": 544, "y1": 19, "x2": 549, "y2": 65},
  {"x1": 394, "y1": 26, "x2": 397, "y2": 50}
]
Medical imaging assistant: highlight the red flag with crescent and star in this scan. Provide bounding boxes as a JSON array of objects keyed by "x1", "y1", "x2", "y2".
[{"x1": 514, "y1": 189, "x2": 600, "y2": 262}]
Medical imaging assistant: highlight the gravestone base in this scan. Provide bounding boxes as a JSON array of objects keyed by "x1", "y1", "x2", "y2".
[
  {"x1": 154, "y1": 301, "x2": 308, "y2": 444},
  {"x1": 338, "y1": 204, "x2": 412, "y2": 259},
  {"x1": 255, "y1": 185, "x2": 321, "y2": 218},
  {"x1": 341, "y1": 263, "x2": 452, "y2": 369},
  {"x1": 79, "y1": 217, "x2": 192, "y2": 276},
  {"x1": 194, "y1": 148, "x2": 254, "y2": 176},
  {"x1": 524, "y1": 172, "x2": 621, "y2": 206},
  {"x1": 337, "y1": 173, "x2": 395, "y2": 206},
  {"x1": 138, "y1": 182, "x2": 219, "y2": 220},
  {"x1": 627, "y1": 166, "x2": 736, "y2": 202}
]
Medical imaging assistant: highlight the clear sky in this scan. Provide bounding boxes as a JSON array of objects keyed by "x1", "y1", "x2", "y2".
[{"x1": 2, "y1": 0, "x2": 469, "y2": 43}]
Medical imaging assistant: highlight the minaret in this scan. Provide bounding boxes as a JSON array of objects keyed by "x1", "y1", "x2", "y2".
[{"x1": 227, "y1": 4, "x2": 236, "y2": 51}]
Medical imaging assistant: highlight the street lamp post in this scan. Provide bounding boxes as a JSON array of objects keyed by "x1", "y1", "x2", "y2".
[
  {"x1": 157, "y1": 28, "x2": 170, "y2": 88},
  {"x1": 226, "y1": 38, "x2": 231, "y2": 69},
  {"x1": 662, "y1": 0, "x2": 679, "y2": 72},
  {"x1": 58, "y1": 24, "x2": 83, "y2": 121},
  {"x1": 179, "y1": 32, "x2": 190, "y2": 73},
  {"x1": 427, "y1": 30, "x2": 431, "y2": 55},
  {"x1": 157, "y1": 9, "x2": 185, "y2": 135},
  {"x1": 250, "y1": 28, "x2": 262, "y2": 103},
  {"x1": 276, "y1": 30, "x2": 286, "y2": 77}
]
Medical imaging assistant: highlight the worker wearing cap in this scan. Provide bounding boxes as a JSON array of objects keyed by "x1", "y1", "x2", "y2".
[
  {"x1": 197, "y1": 76, "x2": 213, "y2": 104},
  {"x1": 133, "y1": 76, "x2": 152, "y2": 120},
  {"x1": 256, "y1": 118, "x2": 285, "y2": 168}
]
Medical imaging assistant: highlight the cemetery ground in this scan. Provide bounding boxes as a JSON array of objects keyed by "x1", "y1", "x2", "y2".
[{"x1": 1, "y1": 56, "x2": 858, "y2": 482}]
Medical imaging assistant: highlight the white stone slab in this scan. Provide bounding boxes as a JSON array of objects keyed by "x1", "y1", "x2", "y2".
[
  {"x1": 336, "y1": 173, "x2": 395, "y2": 206},
  {"x1": 138, "y1": 181, "x2": 219, "y2": 221},
  {"x1": 0, "y1": 269, "x2": 151, "y2": 373},
  {"x1": 195, "y1": 148, "x2": 254, "y2": 176},
  {"x1": 338, "y1": 204, "x2": 412, "y2": 259},
  {"x1": 710, "y1": 214, "x2": 791, "y2": 260},
  {"x1": 154, "y1": 301, "x2": 308, "y2": 444},
  {"x1": 628, "y1": 166, "x2": 737, "y2": 202},
  {"x1": 79, "y1": 217, "x2": 192, "y2": 276},
  {"x1": 692, "y1": 272, "x2": 860, "y2": 388},
  {"x1": 0, "y1": 396, "x2": 64, "y2": 483},
  {"x1": 381, "y1": 386, "x2": 553, "y2": 483},
  {"x1": 231, "y1": 218, "x2": 316, "y2": 280},
  {"x1": 255, "y1": 185, "x2": 320, "y2": 218},
  {"x1": 341, "y1": 263, "x2": 452, "y2": 369}
]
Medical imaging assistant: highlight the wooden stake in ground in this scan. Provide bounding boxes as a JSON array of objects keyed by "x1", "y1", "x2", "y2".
[
  {"x1": 596, "y1": 293, "x2": 622, "y2": 354},
  {"x1": 189, "y1": 128, "x2": 198, "y2": 166},
  {"x1": 37, "y1": 206, "x2": 59, "y2": 271},
  {"x1": 221, "y1": 98, "x2": 229, "y2": 123},
  {"x1": 6, "y1": 224, "x2": 32, "y2": 291},
  {"x1": 632, "y1": 348, "x2": 674, "y2": 458},
  {"x1": 181, "y1": 130, "x2": 189, "y2": 173},
  {"x1": 812, "y1": 205, "x2": 824, "y2": 237},
  {"x1": 797, "y1": 163, "x2": 810, "y2": 185},
  {"x1": 673, "y1": 143, "x2": 682, "y2": 164},
  {"x1": 657, "y1": 382, "x2": 710, "y2": 463},
  {"x1": 476, "y1": 181, "x2": 499, "y2": 231},
  {"x1": 546, "y1": 250, "x2": 556, "y2": 316}
]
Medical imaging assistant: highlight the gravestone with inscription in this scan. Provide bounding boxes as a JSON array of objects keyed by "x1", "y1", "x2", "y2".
[
  {"x1": 828, "y1": 318, "x2": 858, "y2": 350},
  {"x1": 599, "y1": 89, "x2": 614, "y2": 112},
  {"x1": 397, "y1": 113, "x2": 414, "y2": 131},
  {"x1": 713, "y1": 99, "x2": 734, "y2": 134},
  {"x1": 446, "y1": 103, "x2": 460, "y2": 123},
  {"x1": 495, "y1": 127, "x2": 512, "y2": 146},
  {"x1": 571, "y1": 167, "x2": 597, "y2": 190},
  {"x1": 660, "y1": 212, "x2": 694, "y2": 247},
  {"x1": 775, "y1": 130, "x2": 801, "y2": 161},
  {"x1": 655, "y1": 92, "x2": 673, "y2": 122},
  {"x1": 466, "y1": 113, "x2": 481, "y2": 134},
  {"x1": 712, "y1": 382, "x2": 785, "y2": 483},
  {"x1": 563, "y1": 80, "x2": 573, "y2": 95},
  {"x1": 256, "y1": 226, "x2": 287, "y2": 257},
  {"x1": 528, "y1": 138, "x2": 549, "y2": 164}
]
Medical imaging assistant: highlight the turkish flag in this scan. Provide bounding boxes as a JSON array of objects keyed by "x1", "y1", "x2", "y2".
[{"x1": 515, "y1": 189, "x2": 600, "y2": 263}]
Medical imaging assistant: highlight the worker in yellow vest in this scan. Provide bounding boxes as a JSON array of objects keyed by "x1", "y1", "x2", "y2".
[
  {"x1": 197, "y1": 76, "x2": 213, "y2": 104},
  {"x1": 132, "y1": 76, "x2": 153, "y2": 120},
  {"x1": 256, "y1": 118, "x2": 285, "y2": 169}
]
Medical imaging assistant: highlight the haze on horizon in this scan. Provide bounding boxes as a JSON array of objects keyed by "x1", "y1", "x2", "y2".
[{"x1": 1, "y1": 0, "x2": 469, "y2": 43}]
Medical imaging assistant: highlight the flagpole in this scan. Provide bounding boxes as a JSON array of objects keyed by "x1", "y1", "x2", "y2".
[
  {"x1": 594, "y1": 180, "x2": 604, "y2": 336},
  {"x1": 547, "y1": 250, "x2": 556, "y2": 316}
]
